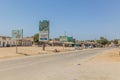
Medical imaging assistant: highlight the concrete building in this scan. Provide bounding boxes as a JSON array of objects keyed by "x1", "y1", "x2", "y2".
[
  {"x1": 0, "y1": 36, "x2": 16, "y2": 47},
  {"x1": 22, "y1": 37, "x2": 33, "y2": 46},
  {"x1": 0, "y1": 36, "x2": 33, "y2": 47}
]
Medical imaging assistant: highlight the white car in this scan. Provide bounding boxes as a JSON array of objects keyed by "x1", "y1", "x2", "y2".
[{"x1": 75, "y1": 46, "x2": 82, "y2": 50}]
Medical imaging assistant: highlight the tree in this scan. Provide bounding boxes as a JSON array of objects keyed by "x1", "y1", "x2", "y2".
[
  {"x1": 113, "y1": 39, "x2": 118, "y2": 45},
  {"x1": 54, "y1": 38, "x2": 60, "y2": 41},
  {"x1": 97, "y1": 37, "x2": 109, "y2": 45},
  {"x1": 33, "y1": 33, "x2": 39, "y2": 43}
]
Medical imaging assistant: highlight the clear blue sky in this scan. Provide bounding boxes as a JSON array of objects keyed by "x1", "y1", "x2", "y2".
[{"x1": 0, "y1": 0, "x2": 120, "y2": 40}]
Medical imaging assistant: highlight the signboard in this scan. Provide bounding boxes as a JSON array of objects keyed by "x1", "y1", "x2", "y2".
[
  {"x1": 60, "y1": 36, "x2": 73, "y2": 42},
  {"x1": 67, "y1": 37, "x2": 73, "y2": 42},
  {"x1": 60, "y1": 36, "x2": 67, "y2": 42},
  {"x1": 39, "y1": 32, "x2": 49, "y2": 41},
  {"x1": 39, "y1": 20, "x2": 49, "y2": 41},
  {"x1": 12, "y1": 29, "x2": 23, "y2": 40}
]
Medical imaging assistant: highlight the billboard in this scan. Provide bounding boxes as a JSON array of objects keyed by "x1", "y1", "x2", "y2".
[
  {"x1": 59, "y1": 36, "x2": 67, "y2": 42},
  {"x1": 67, "y1": 37, "x2": 73, "y2": 42},
  {"x1": 60, "y1": 36, "x2": 73, "y2": 42},
  {"x1": 39, "y1": 20, "x2": 49, "y2": 41},
  {"x1": 12, "y1": 29, "x2": 23, "y2": 39}
]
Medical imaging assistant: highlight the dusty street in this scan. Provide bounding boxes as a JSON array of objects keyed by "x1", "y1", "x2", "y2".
[{"x1": 0, "y1": 48, "x2": 113, "y2": 80}]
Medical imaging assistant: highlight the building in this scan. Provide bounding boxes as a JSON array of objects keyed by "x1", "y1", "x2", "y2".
[
  {"x1": 0, "y1": 36, "x2": 16, "y2": 47},
  {"x1": 0, "y1": 36, "x2": 33, "y2": 47},
  {"x1": 22, "y1": 37, "x2": 33, "y2": 46}
]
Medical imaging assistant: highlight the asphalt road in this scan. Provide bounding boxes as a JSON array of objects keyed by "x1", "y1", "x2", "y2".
[{"x1": 0, "y1": 48, "x2": 110, "y2": 80}]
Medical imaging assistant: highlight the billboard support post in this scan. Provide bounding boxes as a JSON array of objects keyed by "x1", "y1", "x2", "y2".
[{"x1": 42, "y1": 42, "x2": 45, "y2": 51}]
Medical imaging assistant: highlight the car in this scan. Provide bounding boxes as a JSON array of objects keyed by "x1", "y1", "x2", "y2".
[{"x1": 75, "y1": 46, "x2": 82, "y2": 50}]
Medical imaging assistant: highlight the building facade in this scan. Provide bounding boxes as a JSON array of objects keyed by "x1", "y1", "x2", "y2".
[
  {"x1": 22, "y1": 37, "x2": 33, "y2": 46},
  {"x1": 0, "y1": 36, "x2": 33, "y2": 47},
  {"x1": 0, "y1": 36, "x2": 16, "y2": 47}
]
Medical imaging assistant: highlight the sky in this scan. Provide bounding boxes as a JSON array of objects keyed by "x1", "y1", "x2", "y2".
[{"x1": 0, "y1": 0, "x2": 120, "y2": 40}]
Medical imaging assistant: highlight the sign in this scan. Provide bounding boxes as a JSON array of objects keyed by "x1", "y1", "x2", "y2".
[
  {"x1": 12, "y1": 29, "x2": 23, "y2": 40},
  {"x1": 39, "y1": 20, "x2": 49, "y2": 41},
  {"x1": 60, "y1": 36, "x2": 73, "y2": 42},
  {"x1": 67, "y1": 37, "x2": 73, "y2": 42},
  {"x1": 60, "y1": 36, "x2": 67, "y2": 42},
  {"x1": 39, "y1": 32, "x2": 49, "y2": 41}
]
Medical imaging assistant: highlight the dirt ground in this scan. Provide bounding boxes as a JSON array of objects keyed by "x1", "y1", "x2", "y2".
[
  {"x1": 0, "y1": 46, "x2": 75, "y2": 59},
  {"x1": 89, "y1": 48, "x2": 120, "y2": 62},
  {"x1": 82, "y1": 48, "x2": 120, "y2": 80}
]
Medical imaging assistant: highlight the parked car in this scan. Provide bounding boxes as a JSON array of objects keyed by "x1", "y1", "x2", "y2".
[
  {"x1": 75, "y1": 46, "x2": 82, "y2": 50},
  {"x1": 74, "y1": 44, "x2": 82, "y2": 50}
]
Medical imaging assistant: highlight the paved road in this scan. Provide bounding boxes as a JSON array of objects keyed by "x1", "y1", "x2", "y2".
[{"x1": 0, "y1": 48, "x2": 110, "y2": 80}]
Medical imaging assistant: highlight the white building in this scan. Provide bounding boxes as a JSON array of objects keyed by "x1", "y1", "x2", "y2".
[
  {"x1": 22, "y1": 37, "x2": 33, "y2": 46},
  {"x1": 0, "y1": 36, "x2": 33, "y2": 47},
  {"x1": 0, "y1": 36, "x2": 16, "y2": 47}
]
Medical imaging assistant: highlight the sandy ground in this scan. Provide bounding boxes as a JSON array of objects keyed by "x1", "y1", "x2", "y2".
[
  {"x1": 81, "y1": 48, "x2": 120, "y2": 80},
  {"x1": 35, "y1": 48, "x2": 120, "y2": 80},
  {"x1": 0, "y1": 46, "x2": 75, "y2": 59},
  {"x1": 88, "y1": 48, "x2": 120, "y2": 62}
]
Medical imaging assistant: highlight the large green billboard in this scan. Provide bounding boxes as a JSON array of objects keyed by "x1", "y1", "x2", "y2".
[
  {"x1": 67, "y1": 37, "x2": 73, "y2": 42},
  {"x1": 39, "y1": 20, "x2": 49, "y2": 32},
  {"x1": 39, "y1": 20, "x2": 49, "y2": 41}
]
